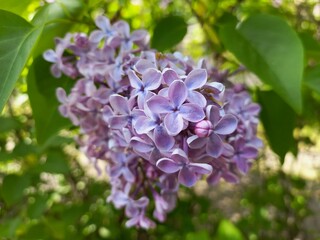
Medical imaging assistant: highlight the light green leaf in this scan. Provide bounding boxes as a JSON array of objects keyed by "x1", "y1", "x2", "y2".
[
  {"x1": 0, "y1": 10, "x2": 44, "y2": 113},
  {"x1": 0, "y1": 0, "x2": 33, "y2": 16},
  {"x1": 215, "y1": 220, "x2": 244, "y2": 240},
  {"x1": 27, "y1": 57, "x2": 73, "y2": 145},
  {"x1": 151, "y1": 15, "x2": 187, "y2": 51},
  {"x1": 220, "y1": 14, "x2": 304, "y2": 113},
  {"x1": 257, "y1": 90, "x2": 297, "y2": 162}
]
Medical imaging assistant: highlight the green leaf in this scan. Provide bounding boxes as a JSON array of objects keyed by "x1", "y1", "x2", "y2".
[
  {"x1": 219, "y1": 14, "x2": 304, "y2": 113},
  {"x1": 187, "y1": 230, "x2": 210, "y2": 240},
  {"x1": 27, "y1": 57, "x2": 73, "y2": 145},
  {"x1": 257, "y1": 90, "x2": 297, "y2": 162},
  {"x1": 151, "y1": 15, "x2": 187, "y2": 51},
  {"x1": 27, "y1": 194, "x2": 48, "y2": 219},
  {"x1": 304, "y1": 65, "x2": 320, "y2": 94},
  {"x1": 215, "y1": 220, "x2": 244, "y2": 240},
  {"x1": 0, "y1": 10, "x2": 44, "y2": 113},
  {"x1": 41, "y1": 149, "x2": 69, "y2": 174},
  {"x1": 0, "y1": 217, "x2": 22, "y2": 238},
  {"x1": 1, "y1": 174, "x2": 31, "y2": 206},
  {"x1": 299, "y1": 32, "x2": 320, "y2": 61},
  {"x1": 0, "y1": 116, "x2": 21, "y2": 133}
]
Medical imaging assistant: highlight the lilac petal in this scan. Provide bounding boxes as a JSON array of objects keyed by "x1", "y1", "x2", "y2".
[
  {"x1": 222, "y1": 171, "x2": 239, "y2": 183},
  {"x1": 240, "y1": 146, "x2": 258, "y2": 159},
  {"x1": 51, "y1": 64, "x2": 61, "y2": 78},
  {"x1": 178, "y1": 167, "x2": 197, "y2": 187},
  {"x1": 114, "y1": 20, "x2": 130, "y2": 37},
  {"x1": 189, "y1": 163, "x2": 212, "y2": 175},
  {"x1": 236, "y1": 157, "x2": 249, "y2": 173},
  {"x1": 110, "y1": 166, "x2": 122, "y2": 178},
  {"x1": 135, "y1": 196, "x2": 149, "y2": 207},
  {"x1": 109, "y1": 94, "x2": 130, "y2": 114},
  {"x1": 208, "y1": 105, "x2": 221, "y2": 127},
  {"x1": 140, "y1": 216, "x2": 156, "y2": 229},
  {"x1": 185, "y1": 69, "x2": 207, "y2": 90},
  {"x1": 205, "y1": 82, "x2": 225, "y2": 94},
  {"x1": 126, "y1": 216, "x2": 139, "y2": 228},
  {"x1": 95, "y1": 15, "x2": 111, "y2": 31},
  {"x1": 93, "y1": 87, "x2": 112, "y2": 104},
  {"x1": 135, "y1": 59, "x2": 156, "y2": 74},
  {"x1": 171, "y1": 148, "x2": 188, "y2": 164},
  {"x1": 147, "y1": 96, "x2": 172, "y2": 114},
  {"x1": 206, "y1": 133, "x2": 223, "y2": 158},
  {"x1": 179, "y1": 103, "x2": 205, "y2": 122},
  {"x1": 187, "y1": 135, "x2": 207, "y2": 149},
  {"x1": 247, "y1": 103, "x2": 261, "y2": 115},
  {"x1": 154, "y1": 125, "x2": 175, "y2": 150},
  {"x1": 130, "y1": 137, "x2": 154, "y2": 153},
  {"x1": 89, "y1": 30, "x2": 105, "y2": 43},
  {"x1": 222, "y1": 143, "x2": 234, "y2": 157},
  {"x1": 187, "y1": 90, "x2": 207, "y2": 107},
  {"x1": 107, "y1": 35, "x2": 122, "y2": 48},
  {"x1": 128, "y1": 70, "x2": 142, "y2": 89},
  {"x1": 131, "y1": 30, "x2": 148, "y2": 42},
  {"x1": 112, "y1": 191, "x2": 129, "y2": 207},
  {"x1": 164, "y1": 112, "x2": 184, "y2": 136},
  {"x1": 162, "y1": 68, "x2": 179, "y2": 85},
  {"x1": 156, "y1": 158, "x2": 181, "y2": 173},
  {"x1": 143, "y1": 69, "x2": 162, "y2": 90},
  {"x1": 168, "y1": 80, "x2": 188, "y2": 107},
  {"x1": 123, "y1": 168, "x2": 135, "y2": 182},
  {"x1": 207, "y1": 169, "x2": 222, "y2": 185},
  {"x1": 134, "y1": 116, "x2": 157, "y2": 134},
  {"x1": 56, "y1": 87, "x2": 67, "y2": 103},
  {"x1": 43, "y1": 49, "x2": 57, "y2": 62},
  {"x1": 214, "y1": 114, "x2": 238, "y2": 135},
  {"x1": 109, "y1": 115, "x2": 128, "y2": 129}
]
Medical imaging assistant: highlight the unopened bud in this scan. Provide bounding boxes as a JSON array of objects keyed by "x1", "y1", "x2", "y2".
[{"x1": 194, "y1": 120, "x2": 213, "y2": 138}]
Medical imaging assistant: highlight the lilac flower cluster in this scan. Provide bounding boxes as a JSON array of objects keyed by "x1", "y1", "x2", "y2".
[{"x1": 44, "y1": 15, "x2": 262, "y2": 229}]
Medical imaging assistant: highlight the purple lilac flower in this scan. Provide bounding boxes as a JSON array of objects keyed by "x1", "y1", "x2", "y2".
[
  {"x1": 45, "y1": 15, "x2": 262, "y2": 229},
  {"x1": 147, "y1": 80, "x2": 205, "y2": 135},
  {"x1": 156, "y1": 149, "x2": 212, "y2": 187}
]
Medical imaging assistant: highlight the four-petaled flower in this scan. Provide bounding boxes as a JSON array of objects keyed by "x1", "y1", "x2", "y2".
[
  {"x1": 147, "y1": 80, "x2": 205, "y2": 136},
  {"x1": 156, "y1": 149, "x2": 212, "y2": 187}
]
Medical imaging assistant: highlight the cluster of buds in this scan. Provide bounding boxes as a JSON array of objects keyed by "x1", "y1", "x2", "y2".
[{"x1": 44, "y1": 15, "x2": 262, "y2": 229}]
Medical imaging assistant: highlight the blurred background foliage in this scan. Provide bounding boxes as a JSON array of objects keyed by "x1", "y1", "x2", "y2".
[{"x1": 1, "y1": 0, "x2": 320, "y2": 239}]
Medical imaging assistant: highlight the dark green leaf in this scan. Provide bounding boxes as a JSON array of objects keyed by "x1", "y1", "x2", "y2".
[
  {"x1": 304, "y1": 65, "x2": 320, "y2": 94},
  {"x1": 0, "y1": 116, "x2": 22, "y2": 133},
  {"x1": 27, "y1": 57, "x2": 73, "y2": 145},
  {"x1": 0, "y1": 10, "x2": 44, "y2": 112},
  {"x1": 1, "y1": 174, "x2": 31, "y2": 206},
  {"x1": 215, "y1": 220, "x2": 244, "y2": 240},
  {"x1": 41, "y1": 149, "x2": 69, "y2": 174},
  {"x1": 257, "y1": 90, "x2": 297, "y2": 162},
  {"x1": 151, "y1": 15, "x2": 187, "y2": 51},
  {"x1": 220, "y1": 14, "x2": 304, "y2": 113},
  {"x1": 299, "y1": 32, "x2": 320, "y2": 61}
]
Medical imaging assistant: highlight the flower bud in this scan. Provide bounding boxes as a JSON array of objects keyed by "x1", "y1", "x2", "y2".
[{"x1": 194, "y1": 120, "x2": 213, "y2": 138}]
